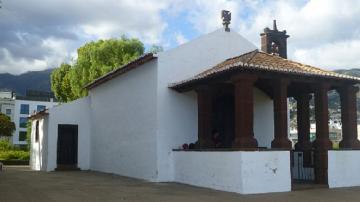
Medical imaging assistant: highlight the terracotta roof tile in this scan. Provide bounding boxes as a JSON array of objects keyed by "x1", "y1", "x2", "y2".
[{"x1": 170, "y1": 50, "x2": 360, "y2": 89}]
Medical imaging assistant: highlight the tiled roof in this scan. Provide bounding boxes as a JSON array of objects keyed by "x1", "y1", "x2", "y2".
[
  {"x1": 29, "y1": 109, "x2": 49, "y2": 120},
  {"x1": 85, "y1": 53, "x2": 157, "y2": 90},
  {"x1": 170, "y1": 50, "x2": 360, "y2": 89}
]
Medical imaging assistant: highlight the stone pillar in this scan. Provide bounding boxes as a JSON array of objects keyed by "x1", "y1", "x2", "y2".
[
  {"x1": 294, "y1": 94, "x2": 312, "y2": 151},
  {"x1": 338, "y1": 85, "x2": 360, "y2": 149},
  {"x1": 271, "y1": 78, "x2": 292, "y2": 149},
  {"x1": 196, "y1": 86, "x2": 213, "y2": 148},
  {"x1": 313, "y1": 83, "x2": 332, "y2": 184},
  {"x1": 232, "y1": 74, "x2": 258, "y2": 148}
]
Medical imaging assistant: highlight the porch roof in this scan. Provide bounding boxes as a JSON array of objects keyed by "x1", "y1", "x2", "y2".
[{"x1": 169, "y1": 50, "x2": 360, "y2": 91}]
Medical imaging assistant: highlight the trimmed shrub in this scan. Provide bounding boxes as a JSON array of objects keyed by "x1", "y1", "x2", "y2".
[{"x1": 0, "y1": 150, "x2": 30, "y2": 160}]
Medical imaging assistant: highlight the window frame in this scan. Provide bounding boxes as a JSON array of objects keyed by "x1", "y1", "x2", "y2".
[
  {"x1": 19, "y1": 131, "x2": 27, "y2": 142},
  {"x1": 19, "y1": 117, "x2": 28, "y2": 128},
  {"x1": 37, "y1": 105, "x2": 46, "y2": 112},
  {"x1": 20, "y1": 104, "x2": 30, "y2": 115}
]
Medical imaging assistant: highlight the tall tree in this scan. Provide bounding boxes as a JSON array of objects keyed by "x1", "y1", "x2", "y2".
[
  {"x1": 51, "y1": 37, "x2": 144, "y2": 102},
  {"x1": 0, "y1": 113, "x2": 15, "y2": 137},
  {"x1": 51, "y1": 63, "x2": 74, "y2": 102}
]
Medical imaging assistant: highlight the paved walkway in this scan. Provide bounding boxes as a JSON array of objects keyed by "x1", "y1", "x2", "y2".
[{"x1": 1, "y1": 166, "x2": 360, "y2": 202}]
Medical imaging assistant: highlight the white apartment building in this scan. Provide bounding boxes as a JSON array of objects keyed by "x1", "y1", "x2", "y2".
[
  {"x1": 13, "y1": 98, "x2": 57, "y2": 145},
  {"x1": 0, "y1": 89, "x2": 57, "y2": 145},
  {"x1": 0, "y1": 89, "x2": 15, "y2": 122}
]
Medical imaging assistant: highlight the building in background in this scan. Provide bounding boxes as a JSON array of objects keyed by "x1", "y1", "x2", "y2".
[
  {"x1": 0, "y1": 89, "x2": 57, "y2": 145},
  {"x1": 13, "y1": 90, "x2": 57, "y2": 145},
  {"x1": 0, "y1": 89, "x2": 15, "y2": 122}
]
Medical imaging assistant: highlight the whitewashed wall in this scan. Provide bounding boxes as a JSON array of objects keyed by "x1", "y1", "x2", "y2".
[
  {"x1": 328, "y1": 150, "x2": 360, "y2": 188},
  {"x1": 89, "y1": 60, "x2": 158, "y2": 181},
  {"x1": 254, "y1": 88, "x2": 274, "y2": 148},
  {"x1": 46, "y1": 97, "x2": 91, "y2": 171},
  {"x1": 173, "y1": 151, "x2": 291, "y2": 194},
  {"x1": 156, "y1": 29, "x2": 263, "y2": 181},
  {"x1": 30, "y1": 117, "x2": 48, "y2": 171}
]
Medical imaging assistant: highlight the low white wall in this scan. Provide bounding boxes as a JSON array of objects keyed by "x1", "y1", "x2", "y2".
[
  {"x1": 328, "y1": 150, "x2": 360, "y2": 188},
  {"x1": 173, "y1": 151, "x2": 291, "y2": 194},
  {"x1": 30, "y1": 118, "x2": 48, "y2": 171},
  {"x1": 46, "y1": 97, "x2": 91, "y2": 171}
]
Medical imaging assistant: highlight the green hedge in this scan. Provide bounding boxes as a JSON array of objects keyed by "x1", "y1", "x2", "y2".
[
  {"x1": 0, "y1": 150, "x2": 30, "y2": 160},
  {"x1": 0, "y1": 140, "x2": 30, "y2": 160}
]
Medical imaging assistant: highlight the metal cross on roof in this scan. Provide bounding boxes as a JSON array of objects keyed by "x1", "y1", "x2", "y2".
[{"x1": 221, "y1": 10, "x2": 231, "y2": 32}]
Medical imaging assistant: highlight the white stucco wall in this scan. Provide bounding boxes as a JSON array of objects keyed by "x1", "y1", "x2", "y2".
[
  {"x1": 173, "y1": 151, "x2": 291, "y2": 194},
  {"x1": 254, "y1": 88, "x2": 274, "y2": 148},
  {"x1": 156, "y1": 29, "x2": 263, "y2": 181},
  {"x1": 30, "y1": 117, "x2": 48, "y2": 171},
  {"x1": 89, "y1": 60, "x2": 158, "y2": 181},
  {"x1": 328, "y1": 150, "x2": 360, "y2": 188},
  {"x1": 46, "y1": 97, "x2": 91, "y2": 171}
]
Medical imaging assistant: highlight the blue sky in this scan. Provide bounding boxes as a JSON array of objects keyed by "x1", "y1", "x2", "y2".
[{"x1": 1, "y1": 0, "x2": 360, "y2": 74}]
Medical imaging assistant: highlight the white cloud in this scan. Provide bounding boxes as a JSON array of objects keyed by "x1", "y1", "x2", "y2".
[
  {"x1": 171, "y1": 0, "x2": 360, "y2": 70},
  {"x1": 0, "y1": 0, "x2": 170, "y2": 74},
  {"x1": 0, "y1": 48, "x2": 47, "y2": 74},
  {"x1": 1, "y1": 0, "x2": 360, "y2": 74},
  {"x1": 175, "y1": 32, "x2": 188, "y2": 45},
  {"x1": 293, "y1": 40, "x2": 360, "y2": 69}
]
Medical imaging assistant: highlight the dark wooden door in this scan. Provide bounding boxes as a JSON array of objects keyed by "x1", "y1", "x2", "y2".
[{"x1": 57, "y1": 124, "x2": 78, "y2": 166}]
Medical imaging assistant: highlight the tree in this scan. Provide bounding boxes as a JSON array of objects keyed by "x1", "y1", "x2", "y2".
[
  {"x1": 0, "y1": 113, "x2": 15, "y2": 137},
  {"x1": 51, "y1": 63, "x2": 74, "y2": 102},
  {"x1": 148, "y1": 45, "x2": 163, "y2": 54},
  {"x1": 51, "y1": 37, "x2": 144, "y2": 102}
]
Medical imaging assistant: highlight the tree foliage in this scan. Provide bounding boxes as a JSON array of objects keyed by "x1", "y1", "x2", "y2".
[
  {"x1": 0, "y1": 113, "x2": 15, "y2": 137},
  {"x1": 51, "y1": 37, "x2": 145, "y2": 102}
]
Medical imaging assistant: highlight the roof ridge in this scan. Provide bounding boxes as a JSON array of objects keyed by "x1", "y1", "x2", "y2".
[
  {"x1": 225, "y1": 49, "x2": 259, "y2": 62},
  {"x1": 258, "y1": 51, "x2": 344, "y2": 74},
  {"x1": 85, "y1": 53, "x2": 156, "y2": 90}
]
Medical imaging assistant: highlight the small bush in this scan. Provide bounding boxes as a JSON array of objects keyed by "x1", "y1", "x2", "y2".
[
  {"x1": 0, "y1": 139, "x2": 14, "y2": 151},
  {"x1": 0, "y1": 150, "x2": 30, "y2": 160}
]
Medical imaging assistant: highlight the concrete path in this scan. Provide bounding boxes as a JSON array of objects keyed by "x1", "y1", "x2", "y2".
[{"x1": 1, "y1": 166, "x2": 360, "y2": 202}]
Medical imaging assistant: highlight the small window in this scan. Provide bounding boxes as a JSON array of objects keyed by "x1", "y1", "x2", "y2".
[
  {"x1": 19, "y1": 117, "x2": 28, "y2": 128},
  {"x1": 20, "y1": 104, "x2": 29, "y2": 114},
  {"x1": 19, "y1": 131, "x2": 27, "y2": 141},
  {"x1": 35, "y1": 121, "x2": 39, "y2": 142},
  {"x1": 5, "y1": 109, "x2": 11, "y2": 115},
  {"x1": 37, "y1": 105, "x2": 46, "y2": 112}
]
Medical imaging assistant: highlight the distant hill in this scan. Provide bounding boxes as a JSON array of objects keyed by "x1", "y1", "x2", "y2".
[
  {"x1": 334, "y1": 68, "x2": 360, "y2": 77},
  {"x1": 0, "y1": 69, "x2": 54, "y2": 95}
]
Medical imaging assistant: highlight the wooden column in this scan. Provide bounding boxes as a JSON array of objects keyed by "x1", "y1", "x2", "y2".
[
  {"x1": 271, "y1": 78, "x2": 292, "y2": 149},
  {"x1": 313, "y1": 83, "x2": 332, "y2": 184},
  {"x1": 196, "y1": 86, "x2": 213, "y2": 148},
  {"x1": 338, "y1": 85, "x2": 360, "y2": 149},
  {"x1": 294, "y1": 94, "x2": 312, "y2": 151},
  {"x1": 232, "y1": 74, "x2": 258, "y2": 148}
]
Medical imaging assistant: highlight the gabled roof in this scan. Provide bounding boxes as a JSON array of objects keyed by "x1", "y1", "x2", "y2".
[
  {"x1": 85, "y1": 53, "x2": 157, "y2": 90},
  {"x1": 169, "y1": 50, "x2": 360, "y2": 89}
]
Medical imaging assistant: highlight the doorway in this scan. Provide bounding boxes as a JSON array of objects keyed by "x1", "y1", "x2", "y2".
[{"x1": 57, "y1": 124, "x2": 78, "y2": 170}]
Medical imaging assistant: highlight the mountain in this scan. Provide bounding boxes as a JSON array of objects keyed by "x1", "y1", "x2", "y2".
[{"x1": 0, "y1": 69, "x2": 54, "y2": 95}]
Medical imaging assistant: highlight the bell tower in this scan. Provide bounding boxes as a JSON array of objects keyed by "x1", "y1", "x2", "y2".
[{"x1": 260, "y1": 20, "x2": 289, "y2": 58}]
